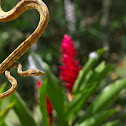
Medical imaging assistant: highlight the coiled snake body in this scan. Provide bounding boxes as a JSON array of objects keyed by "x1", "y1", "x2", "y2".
[{"x1": 0, "y1": 0, "x2": 49, "y2": 99}]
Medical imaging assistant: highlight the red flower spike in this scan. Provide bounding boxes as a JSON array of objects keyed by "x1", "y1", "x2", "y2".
[
  {"x1": 59, "y1": 34, "x2": 81, "y2": 93},
  {"x1": 36, "y1": 80, "x2": 53, "y2": 125},
  {"x1": 46, "y1": 95, "x2": 53, "y2": 126}
]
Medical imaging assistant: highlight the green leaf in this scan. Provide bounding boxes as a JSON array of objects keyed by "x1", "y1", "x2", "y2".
[
  {"x1": 95, "y1": 61, "x2": 106, "y2": 72},
  {"x1": 3, "y1": 120, "x2": 14, "y2": 126},
  {"x1": 46, "y1": 78, "x2": 65, "y2": 122},
  {"x1": 0, "y1": 83, "x2": 7, "y2": 93},
  {"x1": 43, "y1": 60, "x2": 64, "y2": 119},
  {"x1": 39, "y1": 79, "x2": 48, "y2": 126},
  {"x1": 80, "y1": 62, "x2": 113, "y2": 91},
  {"x1": 0, "y1": 100, "x2": 16, "y2": 126},
  {"x1": 85, "y1": 64, "x2": 113, "y2": 86},
  {"x1": 101, "y1": 121, "x2": 119, "y2": 126},
  {"x1": 30, "y1": 52, "x2": 66, "y2": 124},
  {"x1": 65, "y1": 63, "x2": 113, "y2": 121},
  {"x1": 78, "y1": 109, "x2": 116, "y2": 126},
  {"x1": 46, "y1": 76, "x2": 67, "y2": 125},
  {"x1": 10, "y1": 92, "x2": 39, "y2": 126},
  {"x1": 73, "y1": 48, "x2": 105, "y2": 94},
  {"x1": 41, "y1": 59, "x2": 65, "y2": 122},
  {"x1": 65, "y1": 84, "x2": 96, "y2": 121},
  {"x1": 79, "y1": 79, "x2": 126, "y2": 122},
  {"x1": 0, "y1": 83, "x2": 7, "y2": 109}
]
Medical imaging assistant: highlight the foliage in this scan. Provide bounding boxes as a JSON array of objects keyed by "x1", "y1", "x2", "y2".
[
  {"x1": 0, "y1": 0, "x2": 126, "y2": 125},
  {"x1": 0, "y1": 83, "x2": 16, "y2": 126},
  {"x1": 0, "y1": 49, "x2": 126, "y2": 125}
]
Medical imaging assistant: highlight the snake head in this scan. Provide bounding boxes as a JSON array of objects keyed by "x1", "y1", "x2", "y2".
[{"x1": 27, "y1": 68, "x2": 45, "y2": 76}]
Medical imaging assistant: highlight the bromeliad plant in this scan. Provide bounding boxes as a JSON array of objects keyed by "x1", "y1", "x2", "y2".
[{"x1": 1, "y1": 35, "x2": 126, "y2": 126}]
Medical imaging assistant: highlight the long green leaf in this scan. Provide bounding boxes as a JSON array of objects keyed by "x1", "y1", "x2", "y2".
[
  {"x1": 3, "y1": 121, "x2": 14, "y2": 126},
  {"x1": 0, "y1": 83, "x2": 7, "y2": 93},
  {"x1": 0, "y1": 100, "x2": 16, "y2": 126},
  {"x1": 73, "y1": 48, "x2": 105, "y2": 94},
  {"x1": 42, "y1": 59, "x2": 65, "y2": 119},
  {"x1": 65, "y1": 64, "x2": 113, "y2": 121},
  {"x1": 47, "y1": 77, "x2": 67, "y2": 125},
  {"x1": 47, "y1": 78, "x2": 65, "y2": 123},
  {"x1": 78, "y1": 109, "x2": 116, "y2": 126},
  {"x1": 65, "y1": 84, "x2": 96, "y2": 121},
  {"x1": 79, "y1": 79, "x2": 126, "y2": 123},
  {"x1": 39, "y1": 79, "x2": 48, "y2": 126},
  {"x1": 80, "y1": 62, "x2": 113, "y2": 91},
  {"x1": 30, "y1": 50, "x2": 65, "y2": 124},
  {"x1": 10, "y1": 92, "x2": 39, "y2": 126},
  {"x1": 0, "y1": 83, "x2": 7, "y2": 109},
  {"x1": 101, "y1": 121, "x2": 119, "y2": 126}
]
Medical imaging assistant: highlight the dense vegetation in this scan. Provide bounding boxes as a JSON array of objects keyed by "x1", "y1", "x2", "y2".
[{"x1": 0, "y1": 0, "x2": 126, "y2": 125}]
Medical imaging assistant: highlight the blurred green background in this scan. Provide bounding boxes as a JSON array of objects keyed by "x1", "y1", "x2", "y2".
[{"x1": 0, "y1": 0, "x2": 126, "y2": 125}]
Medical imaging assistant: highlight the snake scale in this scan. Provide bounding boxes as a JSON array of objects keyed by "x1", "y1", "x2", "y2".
[{"x1": 0, "y1": 0, "x2": 49, "y2": 99}]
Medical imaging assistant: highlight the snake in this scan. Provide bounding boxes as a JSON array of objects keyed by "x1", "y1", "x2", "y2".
[{"x1": 0, "y1": 0, "x2": 49, "y2": 99}]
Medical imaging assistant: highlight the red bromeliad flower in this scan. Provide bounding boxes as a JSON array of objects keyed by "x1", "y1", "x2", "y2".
[
  {"x1": 36, "y1": 79, "x2": 53, "y2": 125},
  {"x1": 59, "y1": 34, "x2": 81, "y2": 93}
]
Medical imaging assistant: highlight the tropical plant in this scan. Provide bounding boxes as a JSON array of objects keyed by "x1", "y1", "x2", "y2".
[{"x1": 1, "y1": 35, "x2": 126, "y2": 126}]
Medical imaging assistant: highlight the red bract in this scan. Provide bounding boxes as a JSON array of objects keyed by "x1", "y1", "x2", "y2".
[
  {"x1": 46, "y1": 95, "x2": 53, "y2": 125},
  {"x1": 59, "y1": 34, "x2": 81, "y2": 93},
  {"x1": 36, "y1": 79, "x2": 42, "y2": 89},
  {"x1": 46, "y1": 95, "x2": 53, "y2": 114},
  {"x1": 36, "y1": 79, "x2": 53, "y2": 125}
]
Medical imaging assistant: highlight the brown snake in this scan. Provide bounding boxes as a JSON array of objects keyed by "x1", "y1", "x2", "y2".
[{"x1": 0, "y1": 0, "x2": 49, "y2": 99}]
